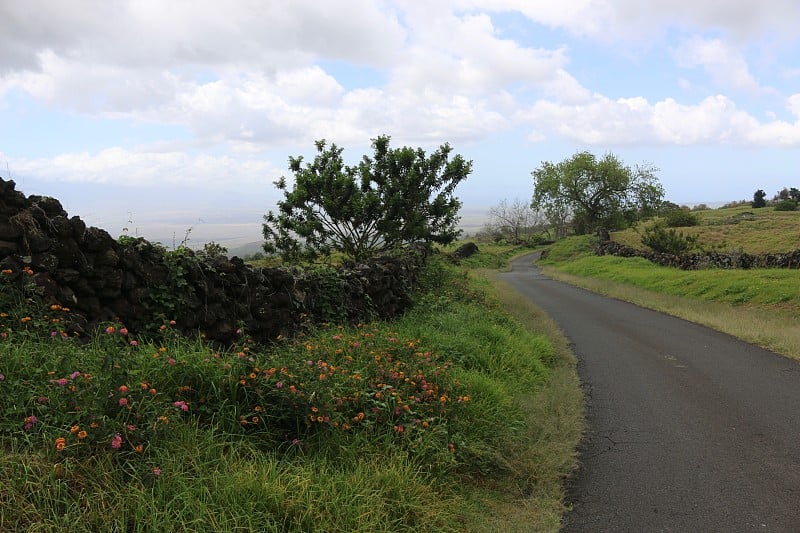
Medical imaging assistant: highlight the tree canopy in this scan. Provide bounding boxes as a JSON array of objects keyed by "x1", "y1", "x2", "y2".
[
  {"x1": 531, "y1": 151, "x2": 664, "y2": 235},
  {"x1": 263, "y1": 136, "x2": 472, "y2": 262}
]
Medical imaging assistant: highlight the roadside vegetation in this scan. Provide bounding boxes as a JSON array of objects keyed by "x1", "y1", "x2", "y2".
[
  {"x1": 0, "y1": 248, "x2": 583, "y2": 532},
  {"x1": 538, "y1": 206, "x2": 800, "y2": 359}
]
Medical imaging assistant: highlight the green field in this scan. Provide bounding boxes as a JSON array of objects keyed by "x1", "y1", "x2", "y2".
[{"x1": 611, "y1": 205, "x2": 800, "y2": 254}]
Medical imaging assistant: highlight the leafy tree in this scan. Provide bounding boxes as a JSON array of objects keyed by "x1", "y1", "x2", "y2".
[
  {"x1": 531, "y1": 151, "x2": 663, "y2": 235},
  {"x1": 752, "y1": 189, "x2": 767, "y2": 208},
  {"x1": 263, "y1": 136, "x2": 472, "y2": 262},
  {"x1": 482, "y1": 198, "x2": 547, "y2": 243}
]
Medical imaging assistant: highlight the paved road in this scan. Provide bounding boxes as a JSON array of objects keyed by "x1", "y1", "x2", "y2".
[{"x1": 500, "y1": 254, "x2": 800, "y2": 532}]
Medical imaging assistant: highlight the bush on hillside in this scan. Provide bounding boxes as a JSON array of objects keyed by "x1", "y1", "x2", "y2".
[
  {"x1": 641, "y1": 224, "x2": 698, "y2": 255},
  {"x1": 773, "y1": 200, "x2": 798, "y2": 212},
  {"x1": 664, "y1": 208, "x2": 699, "y2": 227}
]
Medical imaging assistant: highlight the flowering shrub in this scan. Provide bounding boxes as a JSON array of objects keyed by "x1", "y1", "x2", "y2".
[
  {"x1": 232, "y1": 324, "x2": 469, "y2": 462},
  {"x1": 1, "y1": 266, "x2": 470, "y2": 472}
]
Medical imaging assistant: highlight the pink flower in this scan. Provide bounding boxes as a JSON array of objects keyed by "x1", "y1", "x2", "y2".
[
  {"x1": 22, "y1": 415, "x2": 38, "y2": 430},
  {"x1": 275, "y1": 381, "x2": 283, "y2": 389},
  {"x1": 152, "y1": 467, "x2": 161, "y2": 477},
  {"x1": 167, "y1": 358, "x2": 176, "y2": 366},
  {"x1": 129, "y1": 340, "x2": 138, "y2": 347},
  {"x1": 173, "y1": 400, "x2": 189, "y2": 412},
  {"x1": 119, "y1": 328, "x2": 128, "y2": 336},
  {"x1": 118, "y1": 397, "x2": 128, "y2": 407},
  {"x1": 55, "y1": 378, "x2": 68, "y2": 386},
  {"x1": 69, "y1": 371, "x2": 81, "y2": 380},
  {"x1": 111, "y1": 433, "x2": 122, "y2": 449}
]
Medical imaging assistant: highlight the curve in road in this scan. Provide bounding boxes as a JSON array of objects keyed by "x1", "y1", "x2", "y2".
[{"x1": 500, "y1": 254, "x2": 800, "y2": 532}]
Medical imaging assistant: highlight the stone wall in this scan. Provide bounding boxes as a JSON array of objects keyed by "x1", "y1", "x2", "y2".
[
  {"x1": 0, "y1": 177, "x2": 426, "y2": 343},
  {"x1": 596, "y1": 240, "x2": 800, "y2": 270}
]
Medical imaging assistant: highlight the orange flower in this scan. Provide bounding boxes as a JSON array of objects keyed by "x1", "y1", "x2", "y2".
[
  {"x1": 134, "y1": 444, "x2": 144, "y2": 454},
  {"x1": 55, "y1": 437, "x2": 66, "y2": 451},
  {"x1": 77, "y1": 431, "x2": 88, "y2": 440},
  {"x1": 70, "y1": 425, "x2": 80, "y2": 434},
  {"x1": 118, "y1": 385, "x2": 129, "y2": 393}
]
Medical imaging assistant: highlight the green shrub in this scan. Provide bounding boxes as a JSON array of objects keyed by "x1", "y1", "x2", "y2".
[
  {"x1": 773, "y1": 200, "x2": 798, "y2": 212},
  {"x1": 664, "y1": 208, "x2": 699, "y2": 227},
  {"x1": 641, "y1": 224, "x2": 698, "y2": 255}
]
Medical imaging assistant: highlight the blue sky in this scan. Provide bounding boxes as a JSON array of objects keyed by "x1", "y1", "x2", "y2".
[{"x1": 2, "y1": 1, "x2": 799, "y2": 248}]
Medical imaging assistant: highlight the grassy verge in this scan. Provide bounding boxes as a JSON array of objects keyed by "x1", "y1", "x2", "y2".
[
  {"x1": 539, "y1": 237, "x2": 800, "y2": 360},
  {"x1": 0, "y1": 250, "x2": 584, "y2": 532}
]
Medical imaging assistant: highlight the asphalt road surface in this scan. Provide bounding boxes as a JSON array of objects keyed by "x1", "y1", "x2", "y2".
[{"x1": 500, "y1": 254, "x2": 800, "y2": 532}]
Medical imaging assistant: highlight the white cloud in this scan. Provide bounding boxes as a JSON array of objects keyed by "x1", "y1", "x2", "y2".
[
  {"x1": 523, "y1": 94, "x2": 800, "y2": 146},
  {"x1": 3, "y1": 148, "x2": 281, "y2": 188},
  {"x1": 0, "y1": 0, "x2": 407, "y2": 71},
  {"x1": 470, "y1": 0, "x2": 800, "y2": 42},
  {"x1": 2, "y1": 0, "x2": 799, "y2": 164},
  {"x1": 673, "y1": 37, "x2": 764, "y2": 92},
  {"x1": 788, "y1": 94, "x2": 800, "y2": 118}
]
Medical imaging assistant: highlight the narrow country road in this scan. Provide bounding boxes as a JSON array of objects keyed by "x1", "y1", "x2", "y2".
[{"x1": 500, "y1": 254, "x2": 800, "y2": 532}]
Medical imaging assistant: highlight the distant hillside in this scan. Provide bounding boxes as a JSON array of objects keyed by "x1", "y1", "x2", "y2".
[
  {"x1": 611, "y1": 205, "x2": 800, "y2": 254},
  {"x1": 227, "y1": 241, "x2": 266, "y2": 258}
]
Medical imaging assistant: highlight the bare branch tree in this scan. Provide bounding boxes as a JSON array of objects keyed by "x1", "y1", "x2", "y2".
[{"x1": 484, "y1": 198, "x2": 547, "y2": 244}]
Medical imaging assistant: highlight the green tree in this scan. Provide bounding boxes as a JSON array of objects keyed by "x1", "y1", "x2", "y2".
[
  {"x1": 532, "y1": 151, "x2": 663, "y2": 235},
  {"x1": 263, "y1": 136, "x2": 472, "y2": 262},
  {"x1": 752, "y1": 189, "x2": 767, "y2": 208}
]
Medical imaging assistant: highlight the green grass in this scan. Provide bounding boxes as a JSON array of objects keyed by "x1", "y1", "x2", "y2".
[
  {"x1": 612, "y1": 206, "x2": 800, "y2": 253},
  {"x1": 0, "y1": 250, "x2": 584, "y2": 531}
]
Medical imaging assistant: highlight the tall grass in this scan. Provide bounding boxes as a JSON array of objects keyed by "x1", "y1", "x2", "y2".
[{"x1": 0, "y1": 251, "x2": 583, "y2": 531}]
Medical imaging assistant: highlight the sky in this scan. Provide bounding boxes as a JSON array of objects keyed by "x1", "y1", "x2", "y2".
[{"x1": 2, "y1": 0, "x2": 800, "y2": 249}]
